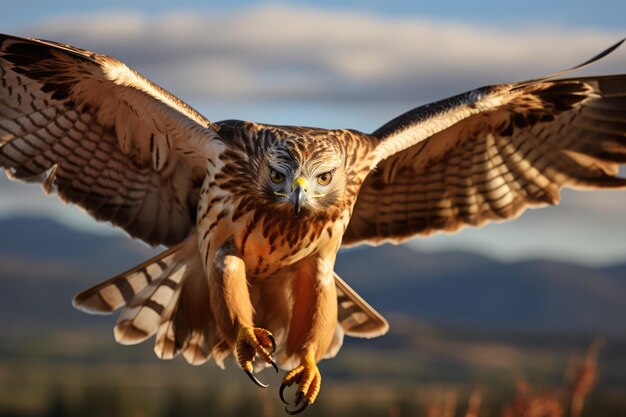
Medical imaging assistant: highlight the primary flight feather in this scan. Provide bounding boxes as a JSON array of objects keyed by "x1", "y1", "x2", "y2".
[{"x1": 1, "y1": 33, "x2": 625, "y2": 413}]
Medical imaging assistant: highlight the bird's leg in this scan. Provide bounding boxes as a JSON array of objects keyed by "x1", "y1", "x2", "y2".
[
  {"x1": 210, "y1": 240, "x2": 277, "y2": 387},
  {"x1": 280, "y1": 255, "x2": 337, "y2": 414}
]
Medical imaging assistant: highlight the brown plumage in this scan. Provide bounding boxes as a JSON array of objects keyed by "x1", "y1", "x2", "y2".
[{"x1": 1, "y1": 33, "x2": 626, "y2": 413}]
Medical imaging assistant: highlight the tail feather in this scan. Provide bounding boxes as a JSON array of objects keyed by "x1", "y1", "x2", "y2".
[
  {"x1": 73, "y1": 235, "x2": 226, "y2": 366},
  {"x1": 73, "y1": 244, "x2": 181, "y2": 314},
  {"x1": 114, "y1": 265, "x2": 187, "y2": 345},
  {"x1": 160, "y1": 254, "x2": 220, "y2": 366},
  {"x1": 334, "y1": 272, "x2": 389, "y2": 338},
  {"x1": 182, "y1": 332, "x2": 212, "y2": 366},
  {"x1": 153, "y1": 287, "x2": 183, "y2": 359},
  {"x1": 321, "y1": 273, "x2": 389, "y2": 363}
]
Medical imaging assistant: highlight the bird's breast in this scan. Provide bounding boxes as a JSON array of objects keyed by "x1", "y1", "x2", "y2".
[{"x1": 234, "y1": 210, "x2": 346, "y2": 281}]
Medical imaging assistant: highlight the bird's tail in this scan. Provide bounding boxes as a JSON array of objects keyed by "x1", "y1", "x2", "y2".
[
  {"x1": 317, "y1": 272, "x2": 389, "y2": 364},
  {"x1": 73, "y1": 234, "x2": 227, "y2": 366},
  {"x1": 335, "y1": 272, "x2": 389, "y2": 339}
]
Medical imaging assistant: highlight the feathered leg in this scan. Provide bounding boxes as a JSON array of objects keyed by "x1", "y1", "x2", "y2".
[
  {"x1": 209, "y1": 239, "x2": 278, "y2": 387},
  {"x1": 280, "y1": 254, "x2": 337, "y2": 414}
]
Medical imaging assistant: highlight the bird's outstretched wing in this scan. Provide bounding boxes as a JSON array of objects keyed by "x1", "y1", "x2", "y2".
[
  {"x1": 343, "y1": 40, "x2": 626, "y2": 246},
  {"x1": 0, "y1": 34, "x2": 224, "y2": 246}
]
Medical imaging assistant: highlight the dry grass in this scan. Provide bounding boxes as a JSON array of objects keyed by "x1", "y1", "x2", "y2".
[
  {"x1": 419, "y1": 339, "x2": 603, "y2": 417},
  {"x1": 567, "y1": 338, "x2": 603, "y2": 417},
  {"x1": 0, "y1": 335, "x2": 615, "y2": 417}
]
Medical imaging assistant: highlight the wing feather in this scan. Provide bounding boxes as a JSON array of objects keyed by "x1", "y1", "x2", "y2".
[
  {"x1": 0, "y1": 34, "x2": 224, "y2": 246},
  {"x1": 344, "y1": 45, "x2": 626, "y2": 246}
]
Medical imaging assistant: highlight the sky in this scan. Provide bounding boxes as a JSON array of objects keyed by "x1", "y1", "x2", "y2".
[{"x1": 1, "y1": 1, "x2": 626, "y2": 265}]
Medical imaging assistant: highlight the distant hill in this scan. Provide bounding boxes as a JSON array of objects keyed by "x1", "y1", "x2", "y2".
[
  {"x1": 0, "y1": 216, "x2": 157, "y2": 271},
  {"x1": 335, "y1": 246, "x2": 626, "y2": 336},
  {"x1": 0, "y1": 217, "x2": 154, "y2": 330},
  {"x1": 1, "y1": 216, "x2": 624, "y2": 336}
]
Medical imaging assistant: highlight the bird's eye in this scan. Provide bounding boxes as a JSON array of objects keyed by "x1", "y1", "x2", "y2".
[
  {"x1": 317, "y1": 171, "x2": 333, "y2": 186},
  {"x1": 270, "y1": 169, "x2": 285, "y2": 184}
]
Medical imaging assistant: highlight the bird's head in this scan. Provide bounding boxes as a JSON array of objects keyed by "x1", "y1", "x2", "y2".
[
  {"x1": 264, "y1": 157, "x2": 345, "y2": 217},
  {"x1": 258, "y1": 127, "x2": 349, "y2": 218}
]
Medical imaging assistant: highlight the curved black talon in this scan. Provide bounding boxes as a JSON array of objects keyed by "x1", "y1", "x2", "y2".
[
  {"x1": 270, "y1": 359, "x2": 279, "y2": 373},
  {"x1": 285, "y1": 400, "x2": 309, "y2": 415},
  {"x1": 244, "y1": 370, "x2": 268, "y2": 388},
  {"x1": 295, "y1": 391, "x2": 304, "y2": 405},
  {"x1": 268, "y1": 334, "x2": 276, "y2": 355},
  {"x1": 279, "y1": 382, "x2": 291, "y2": 404}
]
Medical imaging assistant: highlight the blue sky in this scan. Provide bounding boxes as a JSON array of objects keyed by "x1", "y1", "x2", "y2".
[
  {"x1": 1, "y1": 1, "x2": 626, "y2": 265},
  {"x1": 3, "y1": 0, "x2": 626, "y2": 30}
]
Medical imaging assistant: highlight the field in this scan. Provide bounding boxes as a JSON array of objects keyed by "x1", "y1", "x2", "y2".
[{"x1": 1, "y1": 319, "x2": 625, "y2": 417}]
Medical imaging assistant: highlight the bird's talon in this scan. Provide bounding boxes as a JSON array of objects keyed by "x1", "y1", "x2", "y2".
[
  {"x1": 236, "y1": 326, "x2": 277, "y2": 387},
  {"x1": 279, "y1": 353, "x2": 320, "y2": 411},
  {"x1": 244, "y1": 369, "x2": 269, "y2": 388},
  {"x1": 279, "y1": 382, "x2": 291, "y2": 404},
  {"x1": 295, "y1": 391, "x2": 304, "y2": 405},
  {"x1": 285, "y1": 400, "x2": 309, "y2": 415},
  {"x1": 267, "y1": 333, "x2": 276, "y2": 355}
]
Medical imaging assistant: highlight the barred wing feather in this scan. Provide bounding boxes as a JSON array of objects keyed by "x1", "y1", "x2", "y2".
[
  {"x1": 0, "y1": 34, "x2": 224, "y2": 247},
  {"x1": 344, "y1": 43, "x2": 626, "y2": 246}
]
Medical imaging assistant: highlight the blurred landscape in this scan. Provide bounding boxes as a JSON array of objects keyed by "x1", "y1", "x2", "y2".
[{"x1": 0, "y1": 216, "x2": 624, "y2": 417}]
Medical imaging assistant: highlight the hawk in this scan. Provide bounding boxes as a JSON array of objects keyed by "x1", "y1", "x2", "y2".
[{"x1": 1, "y1": 33, "x2": 626, "y2": 413}]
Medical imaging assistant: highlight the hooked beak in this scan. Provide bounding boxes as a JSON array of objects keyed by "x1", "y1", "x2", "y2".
[{"x1": 291, "y1": 177, "x2": 308, "y2": 216}]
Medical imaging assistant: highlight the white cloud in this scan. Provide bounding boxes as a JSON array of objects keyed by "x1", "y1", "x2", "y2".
[{"x1": 20, "y1": 5, "x2": 624, "y2": 103}]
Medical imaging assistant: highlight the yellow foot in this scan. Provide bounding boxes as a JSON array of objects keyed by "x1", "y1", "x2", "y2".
[
  {"x1": 236, "y1": 326, "x2": 278, "y2": 388},
  {"x1": 279, "y1": 352, "x2": 321, "y2": 415}
]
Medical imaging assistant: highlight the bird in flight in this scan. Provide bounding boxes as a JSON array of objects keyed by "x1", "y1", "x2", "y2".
[{"x1": 1, "y1": 33, "x2": 625, "y2": 414}]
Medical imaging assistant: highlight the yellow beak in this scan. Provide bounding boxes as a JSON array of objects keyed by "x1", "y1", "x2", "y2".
[
  {"x1": 291, "y1": 177, "x2": 308, "y2": 216},
  {"x1": 292, "y1": 176, "x2": 308, "y2": 192}
]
